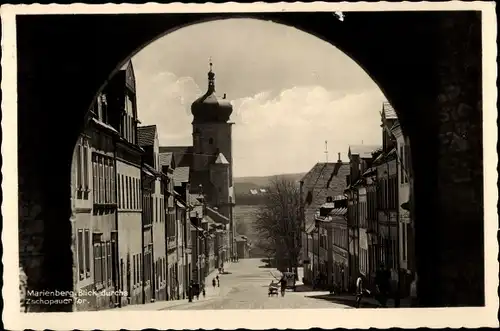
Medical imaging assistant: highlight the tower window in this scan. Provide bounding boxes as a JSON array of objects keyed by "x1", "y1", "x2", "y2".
[{"x1": 209, "y1": 138, "x2": 214, "y2": 145}]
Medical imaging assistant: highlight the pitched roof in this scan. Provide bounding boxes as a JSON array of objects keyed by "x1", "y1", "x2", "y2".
[
  {"x1": 159, "y1": 146, "x2": 193, "y2": 167},
  {"x1": 159, "y1": 152, "x2": 173, "y2": 168},
  {"x1": 173, "y1": 166, "x2": 190, "y2": 186},
  {"x1": 206, "y1": 206, "x2": 230, "y2": 225},
  {"x1": 301, "y1": 162, "x2": 350, "y2": 229},
  {"x1": 137, "y1": 125, "x2": 156, "y2": 147},
  {"x1": 349, "y1": 145, "x2": 381, "y2": 159},
  {"x1": 382, "y1": 101, "x2": 398, "y2": 120},
  {"x1": 214, "y1": 153, "x2": 229, "y2": 165}
]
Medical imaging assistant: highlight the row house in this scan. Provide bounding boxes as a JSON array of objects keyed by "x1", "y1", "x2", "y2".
[
  {"x1": 342, "y1": 101, "x2": 415, "y2": 298},
  {"x1": 345, "y1": 144, "x2": 381, "y2": 289},
  {"x1": 235, "y1": 234, "x2": 251, "y2": 259},
  {"x1": 72, "y1": 95, "x2": 120, "y2": 311},
  {"x1": 138, "y1": 125, "x2": 168, "y2": 303},
  {"x1": 71, "y1": 61, "x2": 143, "y2": 310},
  {"x1": 300, "y1": 155, "x2": 350, "y2": 285},
  {"x1": 110, "y1": 62, "x2": 144, "y2": 307},
  {"x1": 391, "y1": 113, "x2": 415, "y2": 296},
  {"x1": 311, "y1": 196, "x2": 348, "y2": 290}
]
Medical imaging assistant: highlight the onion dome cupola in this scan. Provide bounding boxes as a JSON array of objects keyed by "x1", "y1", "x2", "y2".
[{"x1": 191, "y1": 60, "x2": 233, "y2": 123}]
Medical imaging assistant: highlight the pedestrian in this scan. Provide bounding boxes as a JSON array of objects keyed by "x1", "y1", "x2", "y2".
[
  {"x1": 280, "y1": 274, "x2": 287, "y2": 297},
  {"x1": 188, "y1": 280, "x2": 194, "y2": 302},
  {"x1": 410, "y1": 273, "x2": 418, "y2": 307},
  {"x1": 202, "y1": 286, "x2": 206, "y2": 298},
  {"x1": 195, "y1": 282, "x2": 200, "y2": 300},
  {"x1": 355, "y1": 274, "x2": 364, "y2": 308},
  {"x1": 375, "y1": 264, "x2": 389, "y2": 308},
  {"x1": 216, "y1": 275, "x2": 220, "y2": 287},
  {"x1": 212, "y1": 278, "x2": 216, "y2": 289}
]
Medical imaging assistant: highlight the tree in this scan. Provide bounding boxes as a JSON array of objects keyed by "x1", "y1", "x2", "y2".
[
  {"x1": 253, "y1": 177, "x2": 302, "y2": 274},
  {"x1": 235, "y1": 219, "x2": 248, "y2": 236}
]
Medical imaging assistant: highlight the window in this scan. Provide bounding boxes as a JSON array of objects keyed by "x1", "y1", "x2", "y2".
[
  {"x1": 107, "y1": 242, "x2": 112, "y2": 286},
  {"x1": 101, "y1": 243, "x2": 107, "y2": 287},
  {"x1": 133, "y1": 255, "x2": 137, "y2": 285},
  {"x1": 121, "y1": 175, "x2": 125, "y2": 208},
  {"x1": 84, "y1": 230, "x2": 91, "y2": 276},
  {"x1": 99, "y1": 157, "x2": 104, "y2": 204},
  {"x1": 94, "y1": 243, "x2": 101, "y2": 288},
  {"x1": 400, "y1": 146, "x2": 405, "y2": 184},
  {"x1": 125, "y1": 177, "x2": 129, "y2": 209},
  {"x1": 139, "y1": 254, "x2": 143, "y2": 284},
  {"x1": 104, "y1": 162, "x2": 109, "y2": 203},
  {"x1": 78, "y1": 230, "x2": 84, "y2": 279},
  {"x1": 92, "y1": 155, "x2": 98, "y2": 204},
  {"x1": 76, "y1": 142, "x2": 82, "y2": 190},
  {"x1": 83, "y1": 142, "x2": 89, "y2": 192},
  {"x1": 110, "y1": 163, "x2": 115, "y2": 204},
  {"x1": 209, "y1": 137, "x2": 214, "y2": 145},
  {"x1": 404, "y1": 144, "x2": 411, "y2": 182},
  {"x1": 132, "y1": 179, "x2": 135, "y2": 209}
]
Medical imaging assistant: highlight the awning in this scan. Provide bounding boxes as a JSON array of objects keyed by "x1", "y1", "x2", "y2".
[{"x1": 176, "y1": 200, "x2": 186, "y2": 208}]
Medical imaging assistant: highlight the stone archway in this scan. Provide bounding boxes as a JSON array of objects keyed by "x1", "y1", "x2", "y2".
[{"x1": 16, "y1": 10, "x2": 483, "y2": 311}]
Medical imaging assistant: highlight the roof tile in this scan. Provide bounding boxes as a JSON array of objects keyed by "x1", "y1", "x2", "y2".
[
  {"x1": 137, "y1": 125, "x2": 156, "y2": 147},
  {"x1": 159, "y1": 146, "x2": 193, "y2": 167},
  {"x1": 382, "y1": 101, "x2": 398, "y2": 120},
  {"x1": 301, "y1": 162, "x2": 350, "y2": 229}
]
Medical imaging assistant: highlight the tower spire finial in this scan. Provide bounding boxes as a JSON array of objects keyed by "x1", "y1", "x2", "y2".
[
  {"x1": 324, "y1": 140, "x2": 329, "y2": 163},
  {"x1": 207, "y1": 56, "x2": 215, "y2": 92}
]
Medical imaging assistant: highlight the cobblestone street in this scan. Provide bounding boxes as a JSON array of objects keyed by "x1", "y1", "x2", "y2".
[{"x1": 163, "y1": 259, "x2": 349, "y2": 310}]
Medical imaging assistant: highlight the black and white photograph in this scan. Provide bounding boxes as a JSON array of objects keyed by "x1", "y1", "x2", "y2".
[{"x1": 1, "y1": 1, "x2": 498, "y2": 330}]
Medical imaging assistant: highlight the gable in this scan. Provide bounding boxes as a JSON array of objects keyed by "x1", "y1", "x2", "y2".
[
  {"x1": 125, "y1": 61, "x2": 136, "y2": 92},
  {"x1": 301, "y1": 162, "x2": 350, "y2": 228}
]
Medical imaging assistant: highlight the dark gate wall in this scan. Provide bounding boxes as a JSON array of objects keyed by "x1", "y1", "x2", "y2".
[{"x1": 16, "y1": 11, "x2": 483, "y2": 311}]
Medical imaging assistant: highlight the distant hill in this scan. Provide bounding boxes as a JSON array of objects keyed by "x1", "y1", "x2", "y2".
[
  {"x1": 234, "y1": 172, "x2": 306, "y2": 198},
  {"x1": 234, "y1": 172, "x2": 306, "y2": 187}
]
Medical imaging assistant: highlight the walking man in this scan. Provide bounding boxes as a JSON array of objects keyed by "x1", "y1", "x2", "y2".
[
  {"x1": 355, "y1": 274, "x2": 364, "y2": 308},
  {"x1": 216, "y1": 275, "x2": 220, "y2": 287},
  {"x1": 212, "y1": 277, "x2": 216, "y2": 289}
]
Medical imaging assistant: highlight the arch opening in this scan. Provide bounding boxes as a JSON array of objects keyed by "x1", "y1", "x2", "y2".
[{"x1": 16, "y1": 11, "x2": 485, "y2": 312}]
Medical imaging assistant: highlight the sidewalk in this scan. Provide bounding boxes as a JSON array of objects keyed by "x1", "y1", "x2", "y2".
[
  {"x1": 118, "y1": 262, "x2": 233, "y2": 311},
  {"x1": 296, "y1": 283, "x2": 411, "y2": 308}
]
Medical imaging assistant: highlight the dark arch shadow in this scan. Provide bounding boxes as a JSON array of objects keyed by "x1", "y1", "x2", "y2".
[{"x1": 16, "y1": 10, "x2": 484, "y2": 312}]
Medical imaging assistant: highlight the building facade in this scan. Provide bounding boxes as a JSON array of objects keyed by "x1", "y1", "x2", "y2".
[
  {"x1": 160, "y1": 62, "x2": 236, "y2": 263},
  {"x1": 300, "y1": 154, "x2": 350, "y2": 284},
  {"x1": 108, "y1": 61, "x2": 144, "y2": 306},
  {"x1": 391, "y1": 117, "x2": 415, "y2": 296},
  {"x1": 71, "y1": 128, "x2": 94, "y2": 311},
  {"x1": 345, "y1": 144, "x2": 381, "y2": 289},
  {"x1": 375, "y1": 102, "x2": 399, "y2": 282}
]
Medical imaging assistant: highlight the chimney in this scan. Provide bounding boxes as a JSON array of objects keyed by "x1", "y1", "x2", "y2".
[{"x1": 338, "y1": 152, "x2": 342, "y2": 162}]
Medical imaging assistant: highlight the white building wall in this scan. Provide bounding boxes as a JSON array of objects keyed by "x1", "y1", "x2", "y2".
[
  {"x1": 117, "y1": 160, "x2": 142, "y2": 304},
  {"x1": 394, "y1": 128, "x2": 411, "y2": 270}
]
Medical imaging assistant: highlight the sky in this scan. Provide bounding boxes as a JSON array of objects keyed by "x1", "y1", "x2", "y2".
[{"x1": 132, "y1": 18, "x2": 386, "y2": 177}]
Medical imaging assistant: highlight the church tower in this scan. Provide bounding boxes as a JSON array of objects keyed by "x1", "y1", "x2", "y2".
[{"x1": 191, "y1": 61, "x2": 235, "y2": 213}]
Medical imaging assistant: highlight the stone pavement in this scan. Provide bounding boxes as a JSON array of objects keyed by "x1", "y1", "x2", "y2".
[
  {"x1": 168, "y1": 258, "x2": 349, "y2": 310},
  {"x1": 119, "y1": 262, "x2": 233, "y2": 311}
]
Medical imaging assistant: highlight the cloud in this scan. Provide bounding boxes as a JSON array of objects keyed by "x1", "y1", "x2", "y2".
[
  {"x1": 136, "y1": 70, "x2": 386, "y2": 177},
  {"x1": 228, "y1": 86, "x2": 385, "y2": 176}
]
